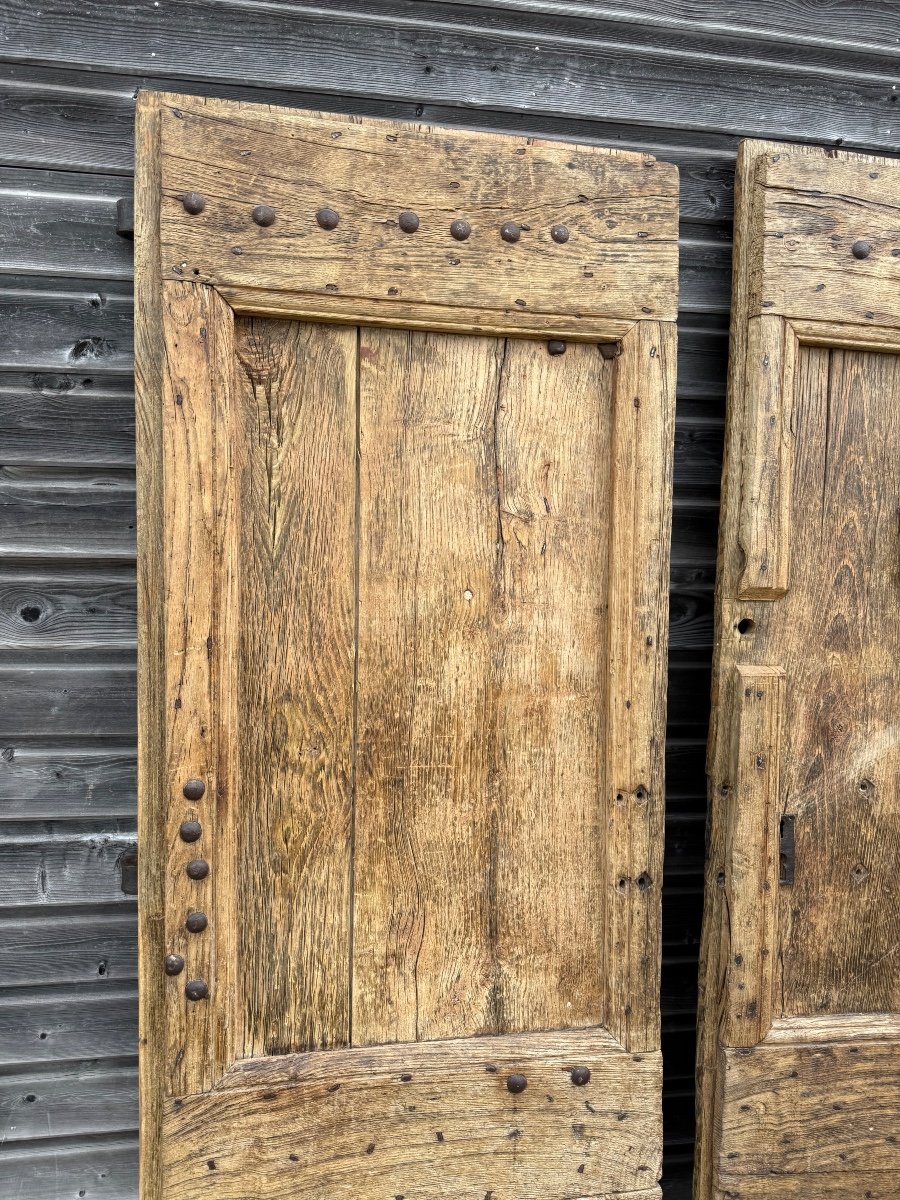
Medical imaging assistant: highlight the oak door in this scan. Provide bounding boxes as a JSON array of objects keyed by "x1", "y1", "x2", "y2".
[
  {"x1": 136, "y1": 91, "x2": 678, "y2": 1200},
  {"x1": 696, "y1": 141, "x2": 900, "y2": 1200}
]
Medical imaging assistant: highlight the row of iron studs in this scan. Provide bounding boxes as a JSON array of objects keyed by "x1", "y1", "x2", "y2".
[
  {"x1": 164, "y1": 776, "x2": 210, "y2": 1001},
  {"x1": 180, "y1": 190, "x2": 570, "y2": 248}
]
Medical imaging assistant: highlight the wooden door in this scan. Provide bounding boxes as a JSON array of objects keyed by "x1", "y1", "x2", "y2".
[
  {"x1": 135, "y1": 91, "x2": 678, "y2": 1200},
  {"x1": 696, "y1": 141, "x2": 900, "y2": 1200}
]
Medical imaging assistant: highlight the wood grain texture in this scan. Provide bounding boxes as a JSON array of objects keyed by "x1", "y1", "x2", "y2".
[
  {"x1": 721, "y1": 665, "x2": 782, "y2": 1046},
  {"x1": 154, "y1": 91, "x2": 678, "y2": 335},
  {"x1": 353, "y1": 332, "x2": 614, "y2": 1044},
  {"x1": 696, "y1": 139, "x2": 900, "y2": 1200},
  {"x1": 233, "y1": 317, "x2": 357, "y2": 1059},
  {"x1": 605, "y1": 321, "x2": 676, "y2": 1052},
  {"x1": 749, "y1": 149, "x2": 900, "y2": 328},
  {"x1": 164, "y1": 1028, "x2": 662, "y2": 1200},
  {"x1": 159, "y1": 280, "x2": 239, "y2": 1095},
  {"x1": 715, "y1": 1037, "x2": 900, "y2": 1186}
]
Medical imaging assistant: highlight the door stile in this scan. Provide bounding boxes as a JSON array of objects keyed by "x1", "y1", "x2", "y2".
[{"x1": 604, "y1": 321, "x2": 676, "y2": 1053}]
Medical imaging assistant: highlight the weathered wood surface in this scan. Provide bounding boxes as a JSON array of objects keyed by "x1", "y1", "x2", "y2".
[
  {"x1": 166, "y1": 1030, "x2": 662, "y2": 1200},
  {"x1": 696, "y1": 140, "x2": 900, "y2": 1200},
  {"x1": 7, "y1": 0, "x2": 889, "y2": 1192},
  {"x1": 156, "y1": 95, "x2": 678, "y2": 335},
  {"x1": 0, "y1": 1138, "x2": 138, "y2": 1200},
  {"x1": 0, "y1": 1062, "x2": 139, "y2": 1140},
  {"x1": 136, "y1": 89, "x2": 677, "y2": 1197},
  {"x1": 2, "y1": 1, "x2": 898, "y2": 149},
  {"x1": 716, "y1": 1035, "x2": 900, "y2": 1190},
  {"x1": 0, "y1": 984, "x2": 138, "y2": 1065}
]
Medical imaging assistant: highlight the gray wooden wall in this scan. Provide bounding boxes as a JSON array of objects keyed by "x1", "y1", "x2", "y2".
[{"x1": 0, "y1": 2, "x2": 895, "y2": 1196}]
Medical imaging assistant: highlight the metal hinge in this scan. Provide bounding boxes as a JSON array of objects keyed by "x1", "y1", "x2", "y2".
[
  {"x1": 779, "y1": 815, "x2": 795, "y2": 886},
  {"x1": 116, "y1": 196, "x2": 134, "y2": 238},
  {"x1": 119, "y1": 846, "x2": 138, "y2": 895}
]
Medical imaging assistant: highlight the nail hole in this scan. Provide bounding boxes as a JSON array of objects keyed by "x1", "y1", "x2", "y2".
[{"x1": 737, "y1": 617, "x2": 755, "y2": 635}]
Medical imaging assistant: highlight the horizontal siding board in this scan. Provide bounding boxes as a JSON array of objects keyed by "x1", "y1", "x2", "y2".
[
  {"x1": 0, "y1": 746, "x2": 136, "y2": 820},
  {"x1": 0, "y1": 1137, "x2": 138, "y2": 1200},
  {"x1": 0, "y1": 1062, "x2": 138, "y2": 1143},
  {"x1": 0, "y1": 985, "x2": 137, "y2": 1066},
  {"x1": 441, "y1": 0, "x2": 900, "y2": 57},
  {"x1": 0, "y1": 822, "x2": 135, "y2": 909},
  {"x1": 0, "y1": 468, "x2": 135, "y2": 560},
  {"x1": 0, "y1": 1, "x2": 896, "y2": 148},
  {"x1": 0, "y1": 912, "x2": 137, "y2": 987},
  {"x1": 0, "y1": 665, "x2": 136, "y2": 738},
  {"x1": 0, "y1": 569, "x2": 136, "y2": 651},
  {"x1": 0, "y1": 166, "x2": 132, "y2": 280},
  {"x1": 0, "y1": 373, "x2": 135, "y2": 467},
  {"x1": 0, "y1": 277, "x2": 134, "y2": 373}
]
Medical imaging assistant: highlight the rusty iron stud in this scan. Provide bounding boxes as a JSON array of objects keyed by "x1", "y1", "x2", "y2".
[
  {"x1": 185, "y1": 979, "x2": 209, "y2": 1001},
  {"x1": 450, "y1": 219, "x2": 471, "y2": 241},
  {"x1": 550, "y1": 224, "x2": 570, "y2": 244},
  {"x1": 500, "y1": 221, "x2": 521, "y2": 244},
  {"x1": 398, "y1": 210, "x2": 420, "y2": 233},
  {"x1": 852, "y1": 239, "x2": 872, "y2": 259},
  {"x1": 181, "y1": 192, "x2": 206, "y2": 215},
  {"x1": 598, "y1": 342, "x2": 620, "y2": 361},
  {"x1": 183, "y1": 777, "x2": 205, "y2": 801},
  {"x1": 316, "y1": 207, "x2": 340, "y2": 230},
  {"x1": 252, "y1": 204, "x2": 276, "y2": 227},
  {"x1": 186, "y1": 859, "x2": 209, "y2": 880},
  {"x1": 506, "y1": 1073, "x2": 527, "y2": 1094},
  {"x1": 186, "y1": 911, "x2": 208, "y2": 933},
  {"x1": 547, "y1": 340, "x2": 566, "y2": 356},
  {"x1": 164, "y1": 953, "x2": 185, "y2": 976},
  {"x1": 179, "y1": 820, "x2": 202, "y2": 843},
  {"x1": 570, "y1": 1066, "x2": 591, "y2": 1086}
]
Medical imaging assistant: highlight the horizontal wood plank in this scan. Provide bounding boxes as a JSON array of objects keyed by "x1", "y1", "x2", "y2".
[
  {"x1": 717, "y1": 1038, "x2": 900, "y2": 1179},
  {"x1": 0, "y1": 468, "x2": 135, "y2": 559},
  {"x1": 0, "y1": 1062, "x2": 138, "y2": 1143},
  {"x1": 0, "y1": 568, "x2": 136, "y2": 650},
  {"x1": 168, "y1": 1030, "x2": 662, "y2": 1199},
  {"x1": 1, "y1": 2, "x2": 896, "y2": 150},
  {"x1": 0, "y1": 746, "x2": 135, "y2": 819},
  {"x1": 0, "y1": 984, "x2": 137, "y2": 1065},
  {"x1": 0, "y1": 1136, "x2": 138, "y2": 1200},
  {"x1": 156, "y1": 95, "x2": 678, "y2": 334},
  {"x1": 0, "y1": 822, "x2": 135, "y2": 909},
  {"x1": 0, "y1": 372, "x2": 135, "y2": 466},
  {"x1": 0, "y1": 912, "x2": 137, "y2": 986},
  {"x1": 0, "y1": 665, "x2": 136, "y2": 737}
]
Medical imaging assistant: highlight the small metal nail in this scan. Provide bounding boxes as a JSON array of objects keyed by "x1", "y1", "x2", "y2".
[
  {"x1": 506, "y1": 1073, "x2": 527, "y2": 1094},
  {"x1": 551, "y1": 224, "x2": 570, "y2": 244},
  {"x1": 183, "y1": 778, "x2": 205, "y2": 801},
  {"x1": 398, "y1": 210, "x2": 420, "y2": 233},
  {"x1": 500, "y1": 221, "x2": 521, "y2": 244},
  {"x1": 185, "y1": 979, "x2": 209, "y2": 1001},
  {"x1": 252, "y1": 204, "x2": 276, "y2": 227},
  {"x1": 570, "y1": 1066, "x2": 591, "y2": 1086},
  {"x1": 164, "y1": 953, "x2": 185, "y2": 976},
  {"x1": 450, "y1": 219, "x2": 471, "y2": 241},
  {"x1": 179, "y1": 820, "x2": 202, "y2": 843},
  {"x1": 186, "y1": 911, "x2": 208, "y2": 933},
  {"x1": 316, "y1": 207, "x2": 340, "y2": 230},
  {"x1": 851, "y1": 239, "x2": 872, "y2": 259},
  {"x1": 547, "y1": 340, "x2": 566, "y2": 356},
  {"x1": 182, "y1": 192, "x2": 206, "y2": 215},
  {"x1": 186, "y1": 859, "x2": 209, "y2": 880}
]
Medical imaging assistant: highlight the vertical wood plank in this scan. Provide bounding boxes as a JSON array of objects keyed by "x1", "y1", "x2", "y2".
[
  {"x1": 722, "y1": 664, "x2": 783, "y2": 1046},
  {"x1": 135, "y1": 87, "x2": 165, "y2": 1200},
  {"x1": 234, "y1": 318, "x2": 357, "y2": 1058},
  {"x1": 604, "y1": 321, "x2": 675, "y2": 1053},
  {"x1": 491, "y1": 338, "x2": 613, "y2": 1033},
  {"x1": 737, "y1": 316, "x2": 795, "y2": 599},
  {"x1": 160, "y1": 280, "x2": 237, "y2": 1096},
  {"x1": 352, "y1": 328, "x2": 502, "y2": 1045}
]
